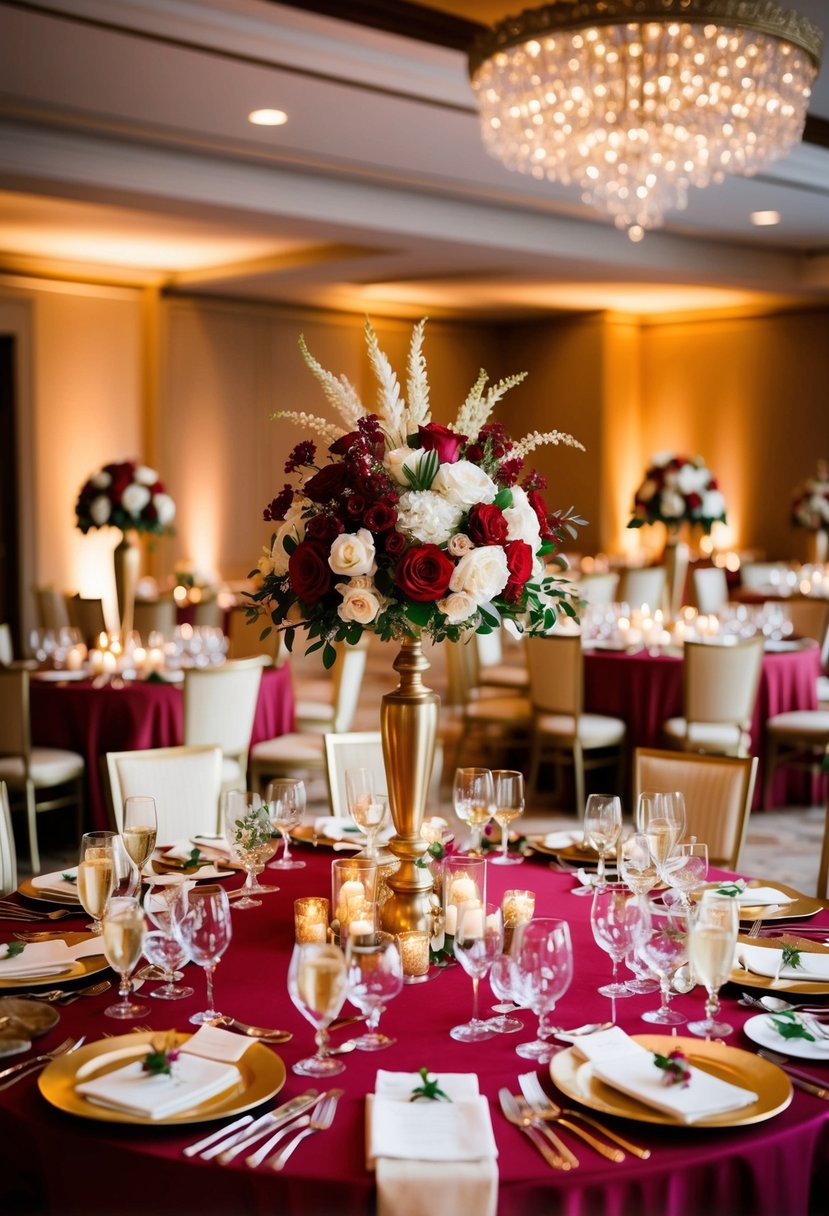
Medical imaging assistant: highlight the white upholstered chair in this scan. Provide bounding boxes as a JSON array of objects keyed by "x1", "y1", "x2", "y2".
[
  {"x1": 740, "y1": 563, "x2": 791, "y2": 592},
  {"x1": 817, "y1": 754, "x2": 829, "y2": 900},
  {"x1": 323, "y1": 730, "x2": 442, "y2": 820},
  {"x1": 617, "y1": 566, "x2": 667, "y2": 611},
  {"x1": 577, "y1": 572, "x2": 619, "y2": 608},
  {"x1": 662, "y1": 638, "x2": 764, "y2": 756},
  {"x1": 762, "y1": 710, "x2": 829, "y2": 809},
  {"x1": 69, "y1": 596, "x2": 108, "y2": 646},
  {"x1": 105, "y1": 745, "x2": 224, "y2": 840},
  {"x1": 473, "y1": 630, "x2": 528, "y2": 693},
  {"x1": 133, "y1": 598, "x2": 177, "y2": 638},
  {"x1": 292, "y1": 637, "x2": 369, "y2": 733},
  {"x1": 0, "y1": 667, "x2": 84, "y2": 873},
  {"x1": 693, "y1": 567, "x2": 729, "y2": 615},
  {"x1": 183, "y1": 657, "x2": 267, "y2": 793},
  {"x1": 633, "y1": 747, "x2": 757, "y2": 870},
  {"x1": 0, "y1": 781, "x2": 17, "y2": 897}
]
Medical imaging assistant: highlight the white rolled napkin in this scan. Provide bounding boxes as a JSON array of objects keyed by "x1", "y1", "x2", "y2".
[
  {"x1": 0, "y1": 939, "x2": 78, "y2": 978},
  {"x1": 572, "y1": 1027, "x2": 758, "y2": 1124},
  {"x1": 735, "y1": 942, "x2": 829, "y2": 983},
  {"x1": 75, "y1": 1050, "x2": 239, "y2": 1119},
  {"x1": 30, "y1": 869, "x2": 81, "y2": 900}
]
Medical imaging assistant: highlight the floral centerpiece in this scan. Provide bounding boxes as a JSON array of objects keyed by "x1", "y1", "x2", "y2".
[
  {"x1": 248, "y1": 318, "x2": 584, "y2": 663},
  {"x1": 791, "y1": 460, "x2": 829, "y2": 532},
  {"x1": 628, "y1": 453, "x2": 726, "y2": 535},
  {"x1": 74, "y1": 461, "x2": 176, "y2": 535}
]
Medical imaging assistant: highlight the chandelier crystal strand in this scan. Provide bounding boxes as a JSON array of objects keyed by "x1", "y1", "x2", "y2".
[{"x1": 470, "y1": 2, "x2": 823, "y2": 236}]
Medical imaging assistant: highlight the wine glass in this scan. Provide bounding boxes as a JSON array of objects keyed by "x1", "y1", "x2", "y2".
[
  {"x1": 590, "y1": 882, "x2": 648, "y2": 999},
  {"x1": 450, "y1": 902, "x2": 503, "y2": 1042},
  {"x1": 490, "y1": 770, "x2": 525, "y2": 866},
  {"x1": 121, "y1": 795, "x2": 158, "y2": 871},
  {"x1": 617, "y1": 832, "x2": 660, "y2": 994},
  {"x1": 453, "y1": 767, "x2": 495, "y2": 855},
  {"x1": 344, "y1": 769, "x2": 388, "y2": 861},
  {"x1": 173, "y1": 885, "x2": 232, "y2": 1026},
  {"x1": 77, "y1": 831, "x2": 117, "y2": 934},
  {"x1": 102, "y1": 896, "x2": 148, "y2": 1019},
  {"x1": 663, "y1": 841, "x2": 709, "y2": 910},
  {"x1": 287, "y1": 941, "x2": 348, "y2": 1076},
  {"x1": 488, "y1": 952, "x2": 525, "y2": 1034},
  {"x1": 222, "y1": 791, "x2": 279, "y2": 906},
  {"x1": 583, "y1": 794, "x2": 623, "y2": 886},
  {"x1": 636, "y1": 791, "x2": 685, "y2": 882},
  {"x1": 142, "y1": 929, "x2": 193, "y2": 1001},
  {"x1": 345, "y1": 931, "x2": 403, "y2": 1050},
  {"x1": 513, "y1": 917, "x2": 574, "y2": 1062},
  {"x1": 638, "y1": 904, "x2": 688, "y2": 1026},
  {"x1": 266, "y1": 779, "x2": 307, "y2": 871},
  {"x1": 687, "y1": 894, "x2": 739, "y2": 1039}
]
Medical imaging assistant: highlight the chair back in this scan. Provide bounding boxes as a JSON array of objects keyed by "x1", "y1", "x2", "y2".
[
  {"x1": 693, "y1": 567, "x2": 729, "y2": 615},
  {"x1": 785, "y1": 598, "x2": 829, "y2": 667},
  {"x1": 617, "y1": 566, "x2": 667, "y2": 611},
  {"x1": 445, "y1": 638, "x2": 480, "y2": 708},
  {"x1": 0, "y1": 624, "x2": 12, "y2": 666},
  {"x1": 33, "y1": 585, "x2": 69, "y2": 631},
  {"x1": 683, "y1": 638, "x2": 764, "y2": 736},
  {"x1": 577, "y1": 572, "x2": 619, "y2": 608},
  {"x1": 105, "y1": 745, "x2": 224, "y2": 838},
  {"x1": 183, "y1": 657, "x2": 266, "y2": 763},
  {"x1": 133, "y1": 598, "x2": 176, "y2": 638},
  {"x1": 71, "y1": 596, "x2": 108, "y2": 646},
  {"x1": 324, "y1": 731, "x2": 385, "y2": 818},
  {"x1": 227, "y1": 608, "x2": 280, "y2": 663},
  {"x1": 633, "y1": 747, "x2": 757, "y2": 869},
  {"x1": 475, "y1": 630, "x2": 503, "y2": 668},
  {"x1": 193, "y1": 599, "x2": 223, "y2": 628},
  {"x1": 0, "y1": 781, "x2": 17, "y2": 896},
  {"x1": 525, "y1": 634, "x2": 582, "y2": 717},
  {"x1": 0, "y1": 667, "x2": 30, "y2": 759},
  {"x1": 740, "y1": 562, "x2": 790, "y2": 591},
  {"x1": 330, "y1": 640, "x2": 370, "y2": 733}
]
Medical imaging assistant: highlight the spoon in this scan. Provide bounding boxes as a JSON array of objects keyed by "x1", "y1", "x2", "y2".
[
  {"x1": 210, "y1": 1016, "x2": 293, "y2": 1043},
  {"x1": 326, "y1": 1039, "x2": 358, "y2": 1056},
  {"x1": 552, "y1": 1021, "x2": 614, "y2": 1040},
  {"x1": 739, "y1": 992, "x2": 829, "y2": 1015}
]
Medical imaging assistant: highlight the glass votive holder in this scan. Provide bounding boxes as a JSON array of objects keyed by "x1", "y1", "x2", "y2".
[
  {"x1": 501, "y1": 888, "x2": 535, "y2": 953},
  {"x1": 396, "y1": 930, "x2": 431, "y2": 984},
  {"x1": 331, "y1": 857, "x2": 378, "y2": 944},
  {"x1": 294, "y1": 897, "x2": 330, "y2": 944},
  {"x1": 339, "y1": 901, "x2": 378, "y2": 948},
  {"x1": 442, "y1": 855, "x2": 486, "y2": 938}
]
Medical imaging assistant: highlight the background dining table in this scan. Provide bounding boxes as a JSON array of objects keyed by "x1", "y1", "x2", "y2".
[
  {"x1": 29, "y1": 665, "x2": 295, "y2": 830},
  {"x1": 1, "y1": 847, "x2": 827, "y2": 1216}
]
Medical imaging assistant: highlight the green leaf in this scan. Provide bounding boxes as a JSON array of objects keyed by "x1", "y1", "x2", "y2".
[
  {"x1": 494, "y1": 487, "x2": 513, "y2": 510},
  {"x1": 181, "y1": 848, "x2": 203, "y2": 872},
  {"x1": 322, "y1": 642, "x2": 337, "y2": 669},
  {"x1": 405, "y1": 602, "x2": 433, "y2": 627},
  {"x1": 770, "y1": 1012, "x2": 815, "y2": 1041},
  {"x1": 284, "y1": 627, "x2": 295, "y2": 653},
  {"x1": 3, "y1": 941, "x2": 24, "y2": 959},
  {"x1": 782, "y1": 944, "x2": 802, "y2": 970},
  {"x1": 283, "y1": 534, "x2": 298, "y2": 555},
  {"x1": 409, "y1": 1066, "x2": 451, "y2": 1102},
  {"x1": 259, "y1": 626, "x2": 272, "y2": 642}
]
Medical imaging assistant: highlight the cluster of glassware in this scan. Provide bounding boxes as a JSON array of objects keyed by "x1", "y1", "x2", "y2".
[
  {"x1": 28, "y1": 626, "x2": 87, "y2": 669},
  {"x1": 452, "y1": 766, "x2": 525, "y2": 864},
  {"x1": 579, "y1": 599, "x2": 800, "y2": 652}
]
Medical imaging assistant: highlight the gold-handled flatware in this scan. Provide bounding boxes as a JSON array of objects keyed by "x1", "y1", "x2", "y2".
[
  {"x1": 518, "y1": 1071, "x2": 650, "y2": 1159},
  {"x1": 755, "y1": 1050, "x2": 829, "y2": 1099},
  {"x1": 206, "y1": 1091, "x2": 321, "y2": 1163},
  {"x1": 498, "y1": 1088, "x2": 576, "y2": 1171},
  {"x1": 208, "y1": 1015, "x2": 292, "y2": 1043},
  {"x1": 0, "y1": 901, "x2": 74, "y2": 922},
  {"x1": 265, "y1": 1088, "x2": 342, "y2": 1171},
  {"x1": 22, "y1": 980, "x2": 111, "y2": 1004},
  {"x1": 0, "y1": 1035, "x2": 84, "y2": 1090},
  {"x1": 515, "y1": 1092, "x2": 625, "y2": 1163}
]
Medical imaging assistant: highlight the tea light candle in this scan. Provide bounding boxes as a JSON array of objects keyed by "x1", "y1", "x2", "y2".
[
  {"x1": 397, "y1": 930, "x2": 430, "y2": 982},
  {"x1": 336, "y1": 879, "x2": 366, "y2": 924},
  {"x1": 294, "y1": 897, "x2": 329, "y2": 944},
  {"x1": 444, "y1": 904, "x2": 458, "y2": 937},
  {"x1": 349, "y1": 917, "x2": 374, "y2": 939},
  {"x1": 501, "y1": 889, "x2": 535, "y2": 928}
]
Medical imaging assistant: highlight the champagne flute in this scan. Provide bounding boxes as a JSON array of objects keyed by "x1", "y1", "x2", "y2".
[
  {"x1": 267, "y1": 779, "x2": 307, "y2": 871},
  {"x1": 345, "y1": 769, "x2": 388, "y2": 861},
  {"x1": 450, "y1": 902, "x2": 503, "y2": 1042},
  {"x1": 345, "y1": 931, "x2": 403, "y2": 1050},
  {"x1": 222, "y1": 791, "x2": 279, "y2": 906},
  {"x1": 513, "y1": 917, "x2": 574, "y2": 1062},
  {"x1": 121, "y1": 795, "x2": 157, "y2": 870},
  {"x1": 583, "y1": 794, "x2": 622, "y2": 886},
  {"x1": 102, "y1": 895, "x2": 148, "y2": 1019},
  {"x1": 173, "y1": 885, "x2": 232, "y2": 1026},
  {"x1": 142, "y1": 929, "x2": 193, "y2": 1001},
  {"x1": 288, "y1": 941, "x2": 348, "y2": 1076},
  {"x1": 638, "y1": 904, "x2": 688, "y2": 1026},
  {"x1": 453, "y1": 767, "x2": 495, "y2": 855},
  {"x1": 687, "y1": 894, "x2": 739, "y2": 1039},
  {"x1": 636, "y1": 791, "x2": 685, "y2": 882},
  {"x1": 77, "y1": 831, "x2": 117, "y2": 934},
  {"x1": 590, "y1": 882, "x2": 648, "y2": 999},
  {"x1": 490, "y1": 770, "x2": 525, "y2": 866}
]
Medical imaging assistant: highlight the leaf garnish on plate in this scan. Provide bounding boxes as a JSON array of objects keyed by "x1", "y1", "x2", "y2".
[{"x1": 769, "y1": 1010, "x2": 815, "y2": 1041}]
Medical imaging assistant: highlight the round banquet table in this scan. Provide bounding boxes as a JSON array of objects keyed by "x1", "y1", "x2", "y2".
[
  {"x1": 582, "y1": 643, "x2": 821, "y2": 808},
  {"x1": 29, "y1": 665, "x2": 295, "y2": 830},
  {"x1": 1, "y1": 851, "x2": 828, "y2": 1216}
]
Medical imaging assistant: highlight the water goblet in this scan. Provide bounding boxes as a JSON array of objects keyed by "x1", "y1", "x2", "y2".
[
  {"x1": 222, "y1": 790, "x2": 279, "y2": 906},
  {"x1": 638, "y1": 904, "x2": 688, "y2": 1026},
  {"x1": 453, "y1": 767, "x2": 495, "y2": 855},
  {"x1": 102, "y1": 896, "x2": 148, "y2": 1019},
  {"x1": 687, "y1": 894, "x2": 739, "y2": 1039},
  {"x1": 663, "y1": 841, "x2": 709, "y2": 910},
  {"x1": 142, "y1": 929, "x2": 193, "y2": 1000},
  {"x1": 488, "y1": 952, "x2": 525, "y2": 1034},
  {"x1": 345, "y1": 931, "x2": 403, "y2": 1050},
  {"x1": 173, "y1": 884, "x2": 232, "y2": 1026},
  {"x1": 490, "y1": 770, "x2": 525, "y2": 866},
  {"x1": 590, "y1": 882, "x2": 648, "y2": 999},
  {"x1": 513, "y1": 917, "x2": 574, "y2": 1061},
  {"x1": 345, "y1": 769, "x2": 388, "y2": 860},
  {"x1": 77, "y1": 831, "x2": 117, "y2": 934},
  {"x1": 121, "y1": 795, "x2": 158, "y2": 870},
  {"x1": 583, "y1": 794, "x2": 623, "y2": 887},
  {"x1": 450, "y1": 902, "x2": 503, "y2": 1042},
  {"x1": 266, "y1": 778, "x2": 307, "y2": 870},
  {"x1": 287, "y1": 941, "x2": 348, "y2": 1076}
]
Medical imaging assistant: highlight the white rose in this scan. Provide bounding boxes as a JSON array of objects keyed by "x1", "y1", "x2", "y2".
[
  {"x1": 660, "y1": 489, "x2": 686, "y2": 519},
  {"x1": 437, "y1": 591, "x2": 478, "y2": 625},
  {"x1": 650, "y1": 452, "x2": 673, "y2": 468},
  {"x1": 432, "y1": 460, "x2": 498, "y2": 508},
  {"x1": 89, "y1": 495, "x2": 111, "y2": 526},
  {"x1": 271, "y1": 500, "x2": 307, "y2": 576},
  {"x1": 121, "y1": 482, "x2": 151, "y2": 515},
  {"x1": 396, "y1": 490, "x2": 463, "y2": 546},
  {"x1": 328, "y1": 528, "x2": 377, "y2": 577},
  {"x1": 502, "y1": 486, "x2": 541, "y2": 553},
  {"x1": 153, "y1": 492, "x2": 175, "y2": 526},
  {"x1": 702, "y1": 489, "x2": 726, "y2": 519},
  {"x1": 447, "y1": 533, "x2": 475, "y2": 558},
  {"x1": 676, "y1": 463, "x2": 710, "y2": 496},
  {"x1": 384, "y1": 445, "x2": 423, "y2": 486},
  {"x1": 449, "y1": 546, "x2": 509, "y2": 605},
  {"x1": 336, "y1": 577, "x2": 384, "y2": 624},
  {"x1": 91, "y1": 471, "x2": 111, "y2": 489},
  {"x1": 134, "y1": 465, "x2": 159, "y2": 486}
]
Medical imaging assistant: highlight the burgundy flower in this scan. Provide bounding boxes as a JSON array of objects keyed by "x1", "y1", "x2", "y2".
[
  {"x1": 384, "y1": 531, "x2": 406, "y2": 558},
  {"x1": 527, "y1": 490, "x2": 555, "y2": 541},
  {"x1": 285, "y1": 440, "x2": 316, "y2": 472},
  {"x1": 418, "y1": 423, "x2": 467, "y2": 465},
  {"x1": 288, "y1": 541, "x2": 333, "y2": 605},
  {"x1": 304, "y1": 462, "x2": 348, "y2": 503},
  {"x1": 686, "y1": 491, "x2": 702, "y2": 511},
  {"x1": 263, "y1": 484, "x2": 294, "y2": 522},
  {"x1": 498, "y1": 457, "x2": 524, "y2": 487},
  {"x1": 503, "y1": 540, "x2": 533, "y2": 602},
  {"x1": 395, "y1": 544, "x2": 454, "y2": 602},
  {"x1": 364, "y1": 501, "x2": 397, "y2": 533},
  {"x1": 522, "y1": 468, "x2": 548, "y2": 493},
  {"x1": 346, "y1": 494, "x2": 367, "y2": 519},
  {"x1": 305, "y1": 513, "x2": 344, "y2": 545},
  {"x1": 467, "y1": 504, "x2": 508, "y2": 546},
  {"x1": 329, "y1": 431, "x2": 360, "y2": 456}
]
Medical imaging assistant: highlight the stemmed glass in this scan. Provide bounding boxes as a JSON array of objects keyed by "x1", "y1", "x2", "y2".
[
  {"x1": 687, "y1": 894, "x2": 739, "y2": 1039},
  {"x1": 583, "y1": 794, "x2": 623, "y2": 887},
  {"x1": 637, "y1": 791, "x2": 686, "y2": 883},
  {"x1": 173, "y1": 885, "x2": 232, "y2": 1026},
  {"x1": 617, "y1": 832, "x2": 660, "y2": 994},
  {"x1": 345, "y1": 932, "x2": 403, "y2": 1050},
  {"x1": 142, "y1": 929, "x2": 193, "y2": 1001},
  {"x1": 450, "y1": 903, "x2": 504, "y2": 1042},
  {"x1": 344, "y1": 769, "x2": 388, "y2": 860},
  {"x1": 638, "y1": 904, "x2": 688, "y2": 1026},
  {"x1": 222, "y1": 791, "x2": 279, "y2": 906},
  {"x1": 102, "y1": 895, "x2": 148, "y2": 1019},
  {"x1": 590, "y1": 882, "x2": 648, "y2": 999},
  {"x1": 121, "y1": 795, "x2": 158, "y2": 872},
  {"x1": 663, "y1": 841, "x2": 709, "y2": 910},
  {"x1": 267, "y1": 779, "x2": 307, "y2": 871},
  {"x1": 77, "y1": 831, "x2": 133, "y2": 933},
  {"x1": 287, "y1": 941, "x2": 348, "y2": 1076},
  {"x1": 513, "y1": 917, "x2": 574, "y2": 1061},
  {"x1": 453, "y1": 767, "x2": 495, "y2": 855},
  {"x1": 490, "y1": 770, "x2": 525, "y2": 866},
  {"x1": 488, "y1": 952, "x2": 525, "y2": 1034}
]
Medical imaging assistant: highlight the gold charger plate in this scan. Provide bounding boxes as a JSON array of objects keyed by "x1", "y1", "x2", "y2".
[
  {"x1": 526, "y1": 838, "x2": 599, "y2": 865},
  {"x1": 0, "y1": 932, "x2": 109, "y2": 991},
  {"x1": 730, "y1": 934, "x2": 829, "y2": 996},
  {"x1": 701, "y1": 878, "x2": 824, "y2": 925},
  {"x1": 17, "y1": 877, "x2": 81, "y2": 908},
  {"x1": 550, "y1": 1034, "x2": 792, "y2": 1128},
  {"x1": 38, "y1": 1030, "x2": 285, "y2": 1125}
]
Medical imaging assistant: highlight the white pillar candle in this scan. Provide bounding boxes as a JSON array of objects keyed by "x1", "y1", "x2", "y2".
[
  {"x1": 444, "y1": 904, "x2": 458, "y2": 937},
  {"x1": 450, "y1": 875, "x2": 478, "y2": 903}
]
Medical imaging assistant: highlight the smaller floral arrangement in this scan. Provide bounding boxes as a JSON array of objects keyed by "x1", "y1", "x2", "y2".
[
  {"x1": 791, "y1": 460, "x2": 829, "y2": 532},
  {"x1": 628, "y1": 453, "x2": 726, "y2": 535},
  {"x1": 231, "y1": 807, "x2": 274, "y2": 855},
  {"x1": 653, "y1": 1049, "x2": 691, "y2": 1088},
  {"x1": 142, "y1": 1033, "x2": 181, "y2": 1078},
  {"x1": 75, "y1": 461, "x2": 176, "y2": 536}
]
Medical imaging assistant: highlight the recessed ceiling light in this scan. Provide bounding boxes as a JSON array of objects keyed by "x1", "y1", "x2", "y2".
[
  {"x1": 248, "y1": 109, "x2": 288, "y2": 127},
  {"x1": 750, "y1": 210, "x2": 781, "y2": 226}
]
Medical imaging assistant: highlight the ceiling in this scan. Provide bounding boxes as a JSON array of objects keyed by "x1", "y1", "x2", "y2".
[{"x1": 1, "y1": 0, "x2": 828, "y2": 320}]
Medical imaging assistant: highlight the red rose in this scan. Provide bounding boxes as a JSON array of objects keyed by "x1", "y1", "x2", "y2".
[
  {"x1": 346, "y1": 494, "x2": 367, "y2": 519},
  {"x1": 384, "y1": 531, "x2": 406, "y2": 557},
  {"x1": 305, "y1": 513, "x2": 344, "y2": 544},
  {"x1": 288, "y1": 541, "x2": 333, "y2": 605},
  {"x1": 467, "y1": 503, "x2": 508, "y2": 546},
  {"x1": 418, "y1": 423, "x2": 467, "y2": 464},
  {"x1": 329, "y1": 430, "x2": 360, "y2": 456},
  {"x1": 527, "y1": 490, "x2": 555, "y2": 541},
  {"x1": 364, "y1": 501, "x2": 397, "y2": 533},
  {"x1": 395, "y1": 544, "x2": 454, "y2": 602},
  {"x1": 304, "y1": 463, "x2": 347, "y2": 503},
  {"x1": 503, "y1": 540, "x2": 533, "y2": 602},
  {"x1": 686, "y1": 491, "x2": 702, "y2": 510}
]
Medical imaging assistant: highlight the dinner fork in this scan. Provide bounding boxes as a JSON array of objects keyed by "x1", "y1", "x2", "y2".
[
  {"x1": 518, "y1": 1071, "x2": 651, "y2": 1160},
  {"x1": 0, "y1": 1036, "x2": 85, "y2": 1090},
  {"x1": 0, "y1": 904, "x2": 73, "y2": 922},
  {"x1": 265, "y1": 1088, "x2": 343, "y2": 1170},
  {"x1": 498, "y1": 1088, "x2": 576, "y2": 1170}
]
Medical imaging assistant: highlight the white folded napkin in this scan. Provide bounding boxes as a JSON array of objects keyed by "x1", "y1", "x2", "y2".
[
  {"x1": 68, "y1": 937, "x2": 106, "y2": 961},
  {"x1": 542, "y1": 831, "x2": 582, "y2": 850},
  {"x1": 30, "y1": 869, "x2": 81, "y2": 900},
  {"x1": 710, "y1": 881, "x2": 793, "y2": 907},
  {"x1": 159, "y1": 838, "x2": 231, "y2": 864},
  {"x1": 181, "y1": 1024, "x2": 251, "y2": 1064},
  {"x1": 572, "y1": 1028, "x2": 758, "y2": 1123},
  {"x1": 75, "y1": 1050, "x2": 239, "y2": 1119},
  {"x1": 735, "y1": 942, "x2": 829, "y2": 983},
  {"x1": 314, "y1": 817, "x2": 394, "y2": 846},
  {"x1": 0, "y1": 939, "x2": 77, "y2": 978}
]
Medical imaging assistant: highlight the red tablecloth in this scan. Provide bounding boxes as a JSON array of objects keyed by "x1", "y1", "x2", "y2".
[
  {"x1": 1, "y1": 852, "x2": 828, "y2": 1216},
  {"x1": 30, "y1": 666, "x2": 295, "y2": 830},
  {"x1": 583, "y1": 644, "x2": 821, "y2": 808}
]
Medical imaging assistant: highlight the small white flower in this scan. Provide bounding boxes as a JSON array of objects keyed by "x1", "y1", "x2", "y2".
[
  {"x1": 396, "y1": 491, "x2": 463, "y2": 546},
  {"x1": 336, "y1": 577, "x2": 384, "y2": 624},
  {"x1": 134, "y1": 465, "x2": 159, "y2": 486},
  {"x1": 121, "y1": 482, "x2": 151, "y2": 515},
  {"x1": 502, "y1": 486, "x2": 541, "y2": 553},
  {"x1": 153, "y1": 492, "x2": 176, "y2": 526},
  {"x1": 384, "y1": 445, "x2": 422, "y2": 486},
  {"x1": 701, "y1": 489, "x2": 726, "y2": 519},
  {"x1": 676, "y1": 464, "x2": 710, "y2": 496},
  {"x1": 89, "y1": 495, "x2": 111, "y2": 526},
  {"x1": 328, "y1": 528, "x2": 377, "y2": 577},
  {"x1": 437, "y1": 591, "x2": 477, "y2": 625},
  {"x1": 449, "y1": 546, "x2": 509, "y2": 605},
  {"x1": 660, "y1": 489, "x2": 686, "y2": 519},
  {"x1": 447, "y1": 533, "x2": 475, "y2": 558},
  {"x1": 650, "y1": 452, "x2": 673, "y2": 468},
  {"x1": 432, "y1": 460, "x2": 497, "y2": 508},
  {"x1": 91, "y1": 472, "x2": 111, "y2": 489}
]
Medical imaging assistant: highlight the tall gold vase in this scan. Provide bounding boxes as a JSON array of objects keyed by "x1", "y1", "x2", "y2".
[
  {"x1": 113, "y1": 529, "x2": 140, "y2": 639},
  {"x1": 379, "y1": 636, "x2": 440, "y2": 935}
]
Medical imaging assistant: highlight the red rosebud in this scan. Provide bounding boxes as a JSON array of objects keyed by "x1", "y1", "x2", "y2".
[
  {"x1": 346, "y1": 494, "x2": 367, "y2": 518},
  {"x1": 418, "y1": 423, "x2": 467, "y2": 465},
  {"x1": 329, "y1": 431, "x2": 360, "y2": 456},
  {"x1": 527, "y1": 490, "x2": 555, "y2": 541},
  {"x1": 305, "y1": 513, "x2": 344, "y2": 544},
  {"x1": 384, "y1": 531, "x2": 406, "y2": 558},
  {"x1": 467, "y1": 503, "x2": 508, "y2": 546},
  {"x1": 686, "y1": 491, "x2": 702, "y2": 510},
  {"x1": 364, "y1": 501, "x2": 397, "y2": 533},
  {"x1": 395, "y1": 544, "x2": 454, "y2": 602},
  {"x1": 288, "y1": 541, "x2": 333, "y2": 605},
  {"x1": 503, "y1": 540, "x2": 533, "y2": 602},
  {"x1": 304, "y1": 462, "x2": 348, "y2": 503}
]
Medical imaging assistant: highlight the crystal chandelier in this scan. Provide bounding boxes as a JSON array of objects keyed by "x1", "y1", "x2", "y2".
[{"x1": 468, "y1": 1, "x2": 824, "y2": 239}]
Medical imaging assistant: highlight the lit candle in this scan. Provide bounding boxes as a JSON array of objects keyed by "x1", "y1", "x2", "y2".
[
  {"x1": 294, "y1": 897, "x2": 329, "y2": 944},
  {"x1": 65, "y1": 646, "x2": 83, "y2": 672},
  {"x1": 450, "y1": 875, "x2": 478, "y2": 904},
  {"x1": 502, "y1": 889, "x2": 535, "y2": 928},
  {"x1": 444, "y1": 904, "x2": 458, "y2": 937},
  {"x1": 102, "y1": 651, "x2": 117, "y2": 674},
  {"x1": 397, "y1": 930, "x2": 430, "y2": 981},
  {"x1": 459, "y1": 903, "x2": 485, "y2": 940},
  {"x1": 349, "y1": 918, "x2": 374, "y2": 939}
]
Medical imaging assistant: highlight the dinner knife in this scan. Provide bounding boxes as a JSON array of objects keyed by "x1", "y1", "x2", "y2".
[{"x1": 199, "y1": 1091, "x2": 320, "y2": 1162}]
